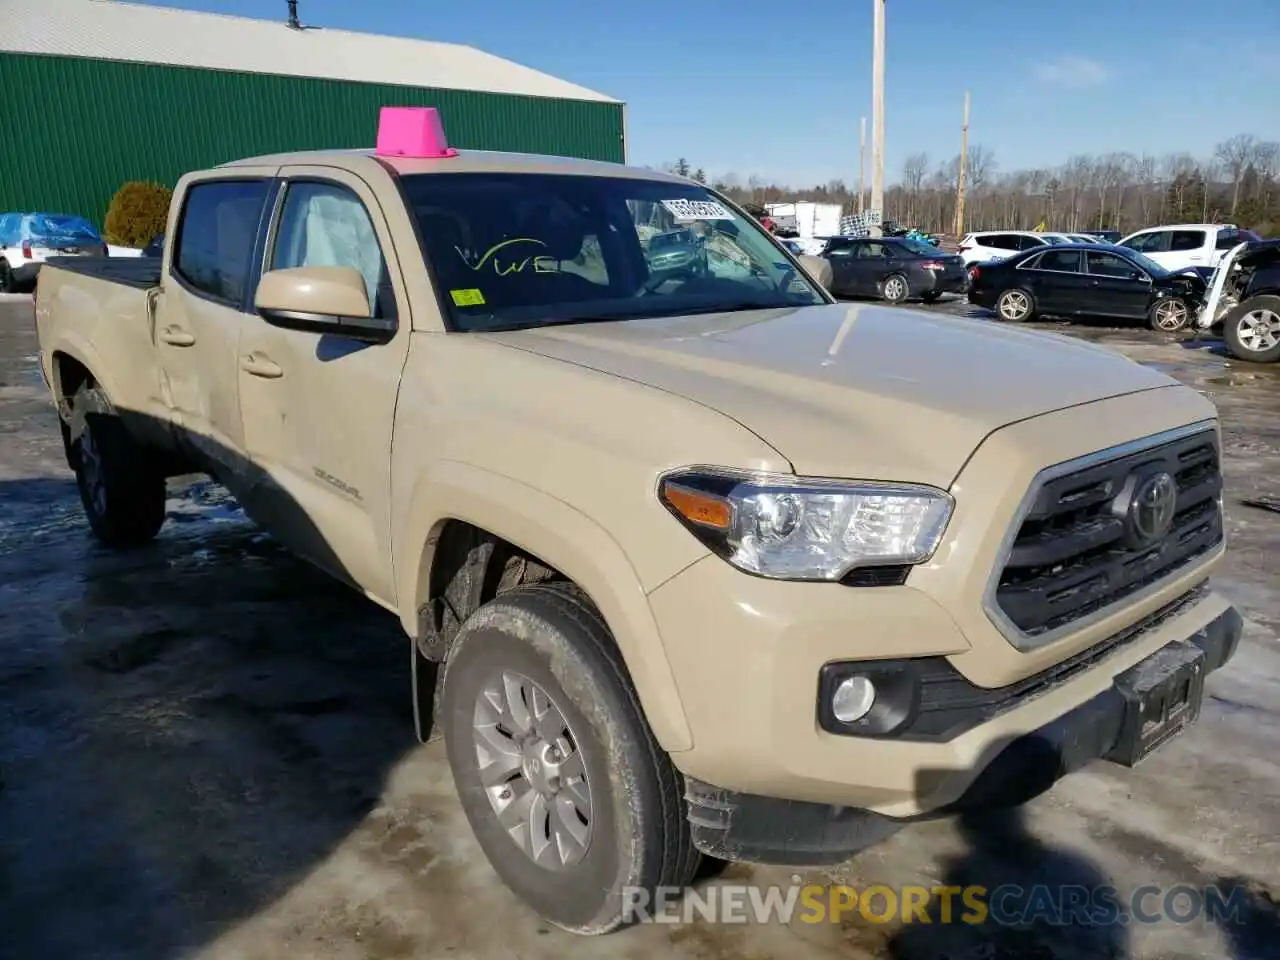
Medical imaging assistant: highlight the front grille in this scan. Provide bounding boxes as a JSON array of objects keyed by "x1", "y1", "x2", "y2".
[{"x1": 992, "y1": 427, "x2": 1223, "y2": 643}]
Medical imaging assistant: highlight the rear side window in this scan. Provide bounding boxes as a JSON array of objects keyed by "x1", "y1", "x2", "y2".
[
  {"x1": 174, "y1": 179, "x2": 271, "y2": 305},
  {"x1": 1034, "y1": 249, "x2": 1084, "y2": 272},
  {"x1": 1169, "y1": 230, "x2": 1206, "y2": 252},
  {"x1": 987, "y1": 234, "x2": 1023, "y2": 250}
]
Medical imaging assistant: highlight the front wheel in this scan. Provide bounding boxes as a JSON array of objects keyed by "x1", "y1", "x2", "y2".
[
  {"x1": 440, "y1": 583, "x2": 699, "y2": 934},
  {"x1": 68, "y1": 386, "x2": 167, "y2": 546},
  {"x1": 995, "y1": 288, "x2": 1035, "y2": 322},
  {"x1": 1222, "y1": 295, "x2": 1280, "y2": 363},
  {"x1": 1149, "y1": 297, "x2": 1191, "y2": 332},
  {"x1": 880, "y1": 273, "x2": 909, "y2": 304}
]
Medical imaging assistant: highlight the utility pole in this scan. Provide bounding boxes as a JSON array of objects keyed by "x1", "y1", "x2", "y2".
[
  {"x1": 870, "y1": 0, "x2": 885, "y2": 233},
  {"x1": 858, "y1": 116, "x2": 867, "y2": 214},
  {"x1": 954, "y1": 90, "x2": 970, "y2": 237}
]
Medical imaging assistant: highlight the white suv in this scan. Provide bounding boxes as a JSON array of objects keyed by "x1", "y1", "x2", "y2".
[
  {"x1": 1118, "y1": 224, "x2": 1261, "y2": 274},
  {"x1": 0, "y1": 212, "x2": 109, "y2": 293},
  {"x1": 957, "y1": 230, "x2": 1064, "y2": 266}
]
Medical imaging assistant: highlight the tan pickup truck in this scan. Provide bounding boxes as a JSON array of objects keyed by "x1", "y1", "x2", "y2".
[{"x1": 35, "y1": 130, "x2": 1240, "y2": 933}]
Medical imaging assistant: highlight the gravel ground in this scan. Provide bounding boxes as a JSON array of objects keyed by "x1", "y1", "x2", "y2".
[{"x1": 1, "y1": 293, "x2": 1278, "y2": 960}]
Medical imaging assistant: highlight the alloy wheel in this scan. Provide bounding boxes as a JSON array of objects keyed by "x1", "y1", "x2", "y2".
[
  {"x1": 78, "y1": 423, "x2": 109, "y2": 517},
  {"x1": 472, "y1": 669, "x2": 593, "y2": 870},
  {"x1": 883, "y1": 276, "x2": 907, "y2": 302},
  {"x1": 1236, "y1": 309, "x2": 1280, "y2": 353},
  {"x1": 999, "y1": 290, "x2": 1030, "y2": 320},
  {"x1": 1154, "y1": 299, "x2": 1189, "y2": 331}
]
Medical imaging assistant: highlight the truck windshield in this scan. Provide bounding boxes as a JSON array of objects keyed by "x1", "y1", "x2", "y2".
[{"x1": 398, "y1": 172, "x2": 827, "y2": 332}]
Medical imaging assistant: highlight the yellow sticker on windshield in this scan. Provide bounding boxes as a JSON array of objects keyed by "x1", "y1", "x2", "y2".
[{"x1": 450, "y1": 288, "x2": 486, "y2": 306}]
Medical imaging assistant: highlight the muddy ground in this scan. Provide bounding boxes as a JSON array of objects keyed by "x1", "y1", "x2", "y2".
[{"x1": 1, "y1": 294, "x2": 1278, "y2": 960}]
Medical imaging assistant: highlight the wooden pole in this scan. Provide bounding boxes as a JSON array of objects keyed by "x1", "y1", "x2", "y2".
[
  {"x1": 870, "y1": 0, "x2": 885, "y2": 231},
  {"x1": 858, "y1": 116, "x2": 867, "y2": 214},
  {"x1": 954, "y1": 90, "x2": 970, "y2": 237}
]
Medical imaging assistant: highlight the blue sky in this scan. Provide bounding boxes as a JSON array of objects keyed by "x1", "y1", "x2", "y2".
[{"x1": 135, "y1": 0, "x2": 1279, "y2": 187}]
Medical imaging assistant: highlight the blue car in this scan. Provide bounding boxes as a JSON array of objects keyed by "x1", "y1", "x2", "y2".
[{"x1": 0, "y1": 212, "x2": 108, "y2": 292}]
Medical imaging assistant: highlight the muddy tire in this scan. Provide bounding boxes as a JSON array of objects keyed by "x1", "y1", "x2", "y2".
[
  {"x1": 68, "y1": 386, "x2": 167, "y2": 547},
  {"x1": 1149, "y1": 296, "x2": 1191, "y2": 333},
  {"x1": 995, "y1": 288, "x2": 1035, "y2": 322},
  {"x1": 440, "y1": 582, "x2": 698, "y2": 934},
  {"x1": 880, "y1": 273, "x2": 909, "y2": 304},
  {"x1": 1222, "y1": 295, "x2": 1280, "y2": 364}
]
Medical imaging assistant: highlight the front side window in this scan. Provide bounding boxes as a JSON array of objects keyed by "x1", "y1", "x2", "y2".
[
  {"x1": 1124, "y1": 231, "x2": 1169, "y2": 253},
  {"x1": 174, "y1": 179, "x2": 271, "y2": 305},
  {"x1": 271, "y1": 181, "x2": 390, "y2": 317},
  {"x1": 399, "y1": 173, "x2": 825, "y2": 332},
  {"x1": 856, "y1": 242, "x2": 888, "y2": 259},
  {"x1": 1087, "y1": 251, "x2": 1141, "y2": 278}
]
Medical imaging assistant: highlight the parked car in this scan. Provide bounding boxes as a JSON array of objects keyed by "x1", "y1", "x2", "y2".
[
  {"x1": 643, "y1": 228, "x2": 709, "y2": 283},
  {"x1": 32, "y1": 115, "x2": 1239, "y2": 934},
  {"x1": 1196, "y1": 238, "x2": 1280, "y2": 363},
  {"x1": 822, "y1": 235, "x2": 968, "y2": 303},
  {"x1": 1082, "y1": 230, "x2": 1123, "y2": 244},
  {"x1": 967, "y1": 242, "x2": 1206, "y2": 330},
  {"x1": 142, "y1": 233, "x2": 164, "y2": 257},
  {"x1": 1117, "y1": 223, "x2": 1261, "y2": 274},
  {"x1": 0, "y1": 212, "x2": 108, "y2": 292},
  {"x1": 956, "y1": 230, "x2": 1065, "y2": 266}
]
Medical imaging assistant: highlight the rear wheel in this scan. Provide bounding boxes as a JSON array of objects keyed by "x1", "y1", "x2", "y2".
[
  {"x1": 68, "y1": 386, "x2": 167, "y2": 546},
  {"x1": 995, "y1": 288, "x2": 1035, "y2": 322},
  {"x1": 1149, "y1": 297, "x2": 1191, "y2": 332},
  {"x1": 440, "y1": 582, "x2": 699, "y2": 934},
  {"x1": 880, "y1": 274, "x2": 909, "y2": 304},
  {"x1": 0, "y1": 262, "x2": 12, "y2": 293},
  {"x1": 1223, "y1": 296, "x2": 1280, "y2": 363}
]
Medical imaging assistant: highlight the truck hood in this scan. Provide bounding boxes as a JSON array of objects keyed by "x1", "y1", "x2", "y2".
[{"x1": 490, "y1": 303, "x2": 1177, "y2": 488}]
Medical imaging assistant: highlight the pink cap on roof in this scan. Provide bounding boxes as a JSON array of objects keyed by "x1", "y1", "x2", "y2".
[{"x1": 375, "y1": 106, "x2": 457, "y2": 159}]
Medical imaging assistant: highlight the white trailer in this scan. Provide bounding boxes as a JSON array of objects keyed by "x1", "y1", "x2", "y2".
[{"x1": 765, "y1": 201, "x2": 842, "y2": 240}]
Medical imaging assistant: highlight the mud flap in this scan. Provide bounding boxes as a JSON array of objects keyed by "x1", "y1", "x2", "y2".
[{"x1": 411, "y1": 641, "x2": 441, "y2": 743}]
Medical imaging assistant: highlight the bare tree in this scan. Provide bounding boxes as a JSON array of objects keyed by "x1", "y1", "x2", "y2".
[
  {"x1": 1215, "y1": 134, "x2": 1258, "y2": 215},
  {"x1": 1062, "y1": 155, "x2": 1093, "y2": 230},
  {"x1": 902, "y1": 153, "x2": 929, "y2": 224},
  {"x1": 1135, "y1": 154, "x2": 1158, "y2": 225},
  {"x1": 1253, "y1": 141, "x2": 1279, "y2": 208}
]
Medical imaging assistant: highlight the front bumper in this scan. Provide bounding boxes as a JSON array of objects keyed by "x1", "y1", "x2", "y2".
[{"x1": 683, "y1": 603, "x2": 1241, "y2": 866}]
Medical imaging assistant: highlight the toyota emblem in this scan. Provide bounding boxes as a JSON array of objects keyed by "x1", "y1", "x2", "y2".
[{"x1": 1129, "y1": 471, "x2": 1177, "y2": 545}]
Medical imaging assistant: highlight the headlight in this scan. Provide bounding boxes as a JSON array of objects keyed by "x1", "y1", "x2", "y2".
[{"x1": 658, "y1": 467, "x2": 953, "y2": 581}]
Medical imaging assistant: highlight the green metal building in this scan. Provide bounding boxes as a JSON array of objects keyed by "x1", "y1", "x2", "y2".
[{"x1": 1, "y1": 0, "x2": 626, "y2": 226}]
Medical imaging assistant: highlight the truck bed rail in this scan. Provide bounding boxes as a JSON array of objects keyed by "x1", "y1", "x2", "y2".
[{"x1": 41, "y1": 256, "x2": 162, "y2": 291}]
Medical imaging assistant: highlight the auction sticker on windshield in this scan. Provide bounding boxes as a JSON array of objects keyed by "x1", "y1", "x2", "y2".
[{"x1": 662, "y1": 199, "x2": 734, "y2": 221}]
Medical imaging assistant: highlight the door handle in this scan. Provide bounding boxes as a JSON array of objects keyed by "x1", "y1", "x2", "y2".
[
  {"x1": 240, "y1": 354, "x2": 283, "y2": 379},
  {"x1": 159, "y1": 326, "x2": 195, "y2": 347},
  {"x1": 1188, "y1": 255, "x2": 1203, "y2": 261}
]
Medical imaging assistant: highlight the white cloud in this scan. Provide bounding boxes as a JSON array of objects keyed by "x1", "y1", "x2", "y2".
[{"x1": 1034, "y1": 55, "x2": 1110, "y2": 89}]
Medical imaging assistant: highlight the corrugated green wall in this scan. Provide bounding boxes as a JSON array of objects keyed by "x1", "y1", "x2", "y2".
[{"x1": 0, "y1": 52, "x2": 625, "y2": 227}]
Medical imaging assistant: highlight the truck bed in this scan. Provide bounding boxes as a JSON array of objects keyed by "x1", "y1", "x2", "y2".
[{"x1": 42, "y1": 256, "x2": 162, "y2": 290}]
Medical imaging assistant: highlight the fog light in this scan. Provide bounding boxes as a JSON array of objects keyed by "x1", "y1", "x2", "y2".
[{"x1": 832, "y1": 675, "x2": 876, "y2": 723}]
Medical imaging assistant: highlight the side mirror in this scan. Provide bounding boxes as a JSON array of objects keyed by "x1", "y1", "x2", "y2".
[
  {"x1": 255, "y1": 266, "x2": 392, "y2": 343},
  {"x1": 798, "y1": 254, "x2": 833, "y2": 290}
]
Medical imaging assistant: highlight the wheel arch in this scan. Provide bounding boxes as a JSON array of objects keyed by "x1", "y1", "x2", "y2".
[{"x1": 396, "y1": 460, "x2": 694, "y2": 753}]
